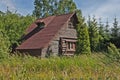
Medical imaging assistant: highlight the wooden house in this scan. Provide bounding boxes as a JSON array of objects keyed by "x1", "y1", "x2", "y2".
[{"x1": 16, "y1": 12, "x2": 79, "y2": 57}]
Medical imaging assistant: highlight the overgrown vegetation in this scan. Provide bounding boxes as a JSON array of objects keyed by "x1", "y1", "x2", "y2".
[
  {"x1": 107, "y1": 43, "x2": 120, "y2": 62},
  {"x1": 0, "y1": 54, "x2": 120, "y2": 79},
  {"x1": 0, "y1": 10, "x2": 35, "y2": 58},
  {"x1": 76, "y1": 18, "x2": 91, "y2": 54},
  {"x1": 0, "y1": 0, "x2": 120, "y2": 79}
]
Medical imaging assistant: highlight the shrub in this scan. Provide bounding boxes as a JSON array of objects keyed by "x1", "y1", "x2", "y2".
[
  {"x1": 107, "y1": 43, "x2": 120, "y2": 62},
  {"x1": 0, "y1": 30, "x2": 10, "y2": 59}
]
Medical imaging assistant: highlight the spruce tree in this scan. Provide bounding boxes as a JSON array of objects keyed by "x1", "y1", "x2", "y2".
[
  {"x1": 98, "y1": 18, "x2": 104, "y2": 41},
  {"x1": 98, "y1": 18, "x2": 105, "y2": 50},
  {"x1": 104, "y1": 19, "x2": 111, "y2": 41},
  {"x1": 88, "y1": 16, "x2": 100, "y2": 52},
  {"x1": 111, "y1": 17, "x2": 119, "y2": 38},
  {"x1": 76, "y1": 16, "x2": 91, "y2": 54},
  {"x1": 111, "y1": 17, "x2": 120, "y2": 48}
]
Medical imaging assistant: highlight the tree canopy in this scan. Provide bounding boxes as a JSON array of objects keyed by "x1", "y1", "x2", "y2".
[
  {"x1": 33, "y1": 0, "x2": 77, "y2": 18},
  {"x1": 0, "y1": 10, "x2": 34, "y2": 56}
]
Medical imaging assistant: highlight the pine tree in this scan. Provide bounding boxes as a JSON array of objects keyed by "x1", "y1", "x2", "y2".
[
  {"x1": 98, "y1": 18, "x2": 104, "y2": 41},
  {"x1": 88, "y1": 16, "x2": 100, "y2": 52},
  {"x1": 98, "y1": 18, "x2": 105, "y2": 50},
  {"x1": 111, "y1": 17, "x2": 119, "y2": 38},
  {"x1": 104, "y1": 19, "x2": 111, "y2": 40},
  {"x1": 111, "y1": 17, "x2": 120, "y2": 48},
  {"x1": 76, "y1": 15, "x2": 91, "y2": 54}
]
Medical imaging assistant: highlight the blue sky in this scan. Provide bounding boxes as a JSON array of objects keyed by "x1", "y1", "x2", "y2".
[{"x1": 0, "y1": 0, "x2": 120, "y2": 24}]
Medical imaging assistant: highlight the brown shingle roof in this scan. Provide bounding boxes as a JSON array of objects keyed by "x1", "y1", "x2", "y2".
[
  {"x1": 26, "y1": 15, "x2": 55, "y2": 35},
  {"x1": 16, "y1": 13, "x2": 76, "y2": 49}
]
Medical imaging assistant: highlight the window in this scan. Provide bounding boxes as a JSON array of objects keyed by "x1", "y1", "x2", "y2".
[
  {"x1": 68, "y1": 42, "x2": 71, "y2": 49},
  {"x1": 60, "y1": 37, "x2": 77, "y2": 53},
  {"x1": 67, "y1": 42, "x2": 75, "y2": 50},
  {"x1": 68, "y1": 22, "x2": 74, "y2": 29},
  {"x1": 36, "y1": 22, "x2": 45, "y2": 29}
]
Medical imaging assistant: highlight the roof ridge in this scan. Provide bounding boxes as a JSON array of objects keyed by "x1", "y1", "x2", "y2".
[
  {"x1": 55, "y1": 12, "x2": 75, "y2": 17},
  {"x1": 37, "y1": 15, "x2": 55, "y2": 20},
  {"x1": 37, "y1": 12, "x2": 75, "y2": 20}
]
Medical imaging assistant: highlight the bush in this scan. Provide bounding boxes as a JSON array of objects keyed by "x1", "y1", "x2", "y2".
[
  {"x1": 0, "y1": 30, "x2": 10, "y2": 59},
  {"x1": 107, "y1": 43, "x2": 120, "y2": 62}
]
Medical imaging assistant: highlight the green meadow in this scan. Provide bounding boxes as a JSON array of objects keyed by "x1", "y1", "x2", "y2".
[{"x1": 0, "y1": 53, "x2": 120, "y2": 80}]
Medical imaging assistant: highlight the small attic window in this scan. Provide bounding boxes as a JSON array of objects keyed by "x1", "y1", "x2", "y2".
[
  {"x1": 68, "y1": 21, "x2": 74, "y2": 29},
  {"x1": 36, "y1": 22, "x2": 45, "y2": 29}
]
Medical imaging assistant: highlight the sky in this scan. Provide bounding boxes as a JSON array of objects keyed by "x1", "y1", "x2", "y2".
[{"x1": 0, "y1": 0, "x2": 120, "y2": 25}]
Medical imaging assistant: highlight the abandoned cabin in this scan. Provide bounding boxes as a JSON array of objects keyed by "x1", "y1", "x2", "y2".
[{"x1": 16, "y1": 12, "x2": 79, "y2": 57}]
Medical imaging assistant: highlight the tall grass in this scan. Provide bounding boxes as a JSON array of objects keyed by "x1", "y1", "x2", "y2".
[{"x1": 0, "y1": 53, "x2": 120, "y2": 80}]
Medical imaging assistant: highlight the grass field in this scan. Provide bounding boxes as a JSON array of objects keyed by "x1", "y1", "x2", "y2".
[{"x1": 0, "y1": 53, "x2": 120, "y2": 80}]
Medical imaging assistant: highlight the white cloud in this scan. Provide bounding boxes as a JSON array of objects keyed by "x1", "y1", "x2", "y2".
[
  {"x1": 93, "y1": 0, "x2": 120, "y2": 18},
  {"x1": 1, "y1": 0, "x2": 16, "y2": 11},
  {"x1": 80, "y1": 0, "x2": 120, "y2": 26}
]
